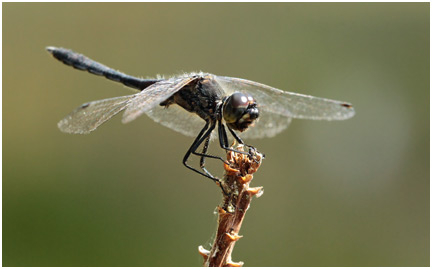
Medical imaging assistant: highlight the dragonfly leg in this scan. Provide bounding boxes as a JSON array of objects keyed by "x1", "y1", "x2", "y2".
[
  {"x1": 183, "y1": 121, "x2": 229, "y2": 195},
  {"x1": 219, "y1": 121, "x2": 263, "y2": 162},
  {"x1": 217, "y1": 120, "x2": 250, "y2": 155},
  {"x1": 218, "y1": 118, "x2": 229, "y2": 148},
  {"x1": 199, "y1": 135, "x2": 216, "y2": 177},
  {"x1": 189, "y1": 121, "x2": 230, "y2": 165},
  {"x1": 191, "y1": 135, "x2": 230, "y2": 165}
]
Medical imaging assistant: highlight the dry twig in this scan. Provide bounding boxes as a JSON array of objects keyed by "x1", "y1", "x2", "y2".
[{"x1": 199, "y1": 144, "x2": 263, "y2": 267}]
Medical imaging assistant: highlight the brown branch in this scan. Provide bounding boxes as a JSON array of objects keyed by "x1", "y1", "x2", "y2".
[{"x1": 199, "y1": 144, "x2": 263, "y2": 267}]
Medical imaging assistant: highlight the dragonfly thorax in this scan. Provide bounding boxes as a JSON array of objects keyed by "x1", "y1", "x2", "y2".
[{"x1": 160, "y1": 75, "x2": 225, "y2": 121}]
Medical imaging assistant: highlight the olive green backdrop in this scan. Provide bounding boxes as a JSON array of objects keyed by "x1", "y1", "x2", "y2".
[{"x1": 3, "y1": 3, "x2": 429, "y2": 266}]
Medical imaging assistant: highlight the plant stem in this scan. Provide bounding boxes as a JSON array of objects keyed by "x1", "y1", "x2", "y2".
[{"x1": 199, "y1": 145, "x2": 263, "y2": 267}]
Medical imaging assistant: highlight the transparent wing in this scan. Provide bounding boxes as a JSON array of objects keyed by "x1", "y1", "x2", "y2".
[
  {"x1": 58, "y1": 95, "x2": 135, "y2": 134},
  {"x1": 214, "y1": 75, "x2": 355, "y2": 139},
  {"x1": 146, "y1": 100, "x2": 291, "y2": 141},
  {"x1": 146, "y1": 104, "x2": 210, "y2": 138},
  {"x1": 215, "y1": 76, "x2": 355, "y2": 120},
  {"x1": 122, "y1": 75, "x2": 198, "y2": 123},
  {"x1": 241, "y1": 113, "x2": 292, "y2": 139}
]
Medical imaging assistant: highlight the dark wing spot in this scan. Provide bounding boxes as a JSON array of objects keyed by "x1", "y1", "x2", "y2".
[
  {"x1": 341, "y1": 103, "x2": 352, "y2": 108},
  {"x1": 81, "y1": 103, "x2": 90, "y2": 109}
]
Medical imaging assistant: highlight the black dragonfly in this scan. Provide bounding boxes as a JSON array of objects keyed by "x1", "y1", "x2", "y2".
[{"x1": 47, "y1": 47, "x2": 355, "y2": 193}]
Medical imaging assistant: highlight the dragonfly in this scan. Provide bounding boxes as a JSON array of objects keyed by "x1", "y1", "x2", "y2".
[{"x1": 47, "y1": 47, "x2": 355, "y2": 193}]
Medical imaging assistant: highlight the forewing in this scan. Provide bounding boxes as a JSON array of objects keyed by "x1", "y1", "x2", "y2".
[
  {"x1": 215, "y1": 76, "x2": 355, "y2": 120},
  {"x1": 58, "y1": 95, "x2": 135, "y2": 134},
  {"x1": 122, "y1": 75, "x2": 198, "y2": 123},
  {"x1": 214, "y1": 75, "x2": 355, "y2": 139}
]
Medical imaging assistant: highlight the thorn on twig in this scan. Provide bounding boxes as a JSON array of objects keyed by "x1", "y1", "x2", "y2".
[
  {"x1": 226, "y1": 261, "x2": 244, "y2": 267},
  {"x1": 198, "y1": 245, "x2": 210, "y2": 260},
  {"x1": 225, "y1": 231, "x2": 243, "y2": 242}
]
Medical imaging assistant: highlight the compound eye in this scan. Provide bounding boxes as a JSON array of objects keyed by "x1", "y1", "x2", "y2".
[
  {"x1": 231, "y1": 92, "x2": 251, "y2": 109},
  {"x1": 223, "y1": 92, "x2": 249, "y2": 123},
  {"x1": 245, "y1": 93, "x2": 255, "y2": 104}
]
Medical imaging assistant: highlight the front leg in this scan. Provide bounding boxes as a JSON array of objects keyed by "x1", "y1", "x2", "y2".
[
  {"x1": 218, "y1": 120, "x2": 257, "y2": 156},
  {"x1": 227, "y1": 126, "x2": 255, "y2": 149},
  {"x1": 219, "y1": 120, "x2": 264, "y2": 161}
]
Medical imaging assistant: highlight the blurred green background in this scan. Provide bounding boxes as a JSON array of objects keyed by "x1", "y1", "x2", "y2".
[{"x1": 3, "y1": 3, "x2": 429, "y2": 266}]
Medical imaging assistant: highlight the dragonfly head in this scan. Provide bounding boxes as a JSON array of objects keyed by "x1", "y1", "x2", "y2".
[{"x1": 222, "y1": 92, "x2": 259, "y2": 132}]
